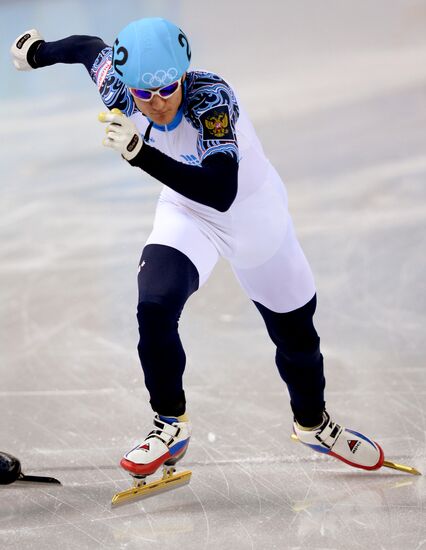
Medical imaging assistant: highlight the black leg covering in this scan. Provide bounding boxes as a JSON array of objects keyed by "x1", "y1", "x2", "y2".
[
  {"x1": 137, "y1": 244, "x2": 199, "y2": 416},
  {"x1": 253, "y1": 295, "x2": 326, "y2": 427}
]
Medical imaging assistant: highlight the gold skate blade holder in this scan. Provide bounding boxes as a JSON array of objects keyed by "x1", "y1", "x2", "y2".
[
  {"x1": 290, "y1": 433, "x2": 421, "y2": 476},
  {"x1": 111, "y1": 467, "x2": 192, "y2": 506}
]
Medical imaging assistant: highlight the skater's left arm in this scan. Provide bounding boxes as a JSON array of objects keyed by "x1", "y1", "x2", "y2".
[
  {"x1": 99, "y1": 110, "x2": 238, "y2": 212},
  {"x1": 131, "y1": 144, "x2": 238, "y2": 213},
  {"x1": 99, "y1": 77, "x2": 240, "y2": 212},
  {"x1": 99, "y1": 111, "x2": 238, "y2": 212}
]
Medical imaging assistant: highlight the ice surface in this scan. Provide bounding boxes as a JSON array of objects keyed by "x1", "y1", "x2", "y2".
[{"x1": 1, "y1": 1, "x2": 425, "y2": 549}]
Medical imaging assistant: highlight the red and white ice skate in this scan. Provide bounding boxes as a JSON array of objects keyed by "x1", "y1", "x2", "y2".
[
  {"x1": 112, "y1": 415, "x2": 191, "y2": 506},
  {"x1": 292, "y1": 411, "x2": 421, "y2": 475},
  {"x1": 293, "y1": 411, "x2": 384, "y2": 470}
]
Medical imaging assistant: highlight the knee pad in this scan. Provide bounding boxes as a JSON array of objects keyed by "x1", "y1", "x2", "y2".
[{"x1": 138, "y1": 244, "x2": 199, "y2": 313}]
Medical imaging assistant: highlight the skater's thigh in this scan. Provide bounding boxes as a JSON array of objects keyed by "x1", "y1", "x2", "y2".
[
  {"x1": 231, "y1": 216, "x2": 316, "y2": 313},
  {"x1": 145, "y1": 201, "x2": 219, "y2": 288}
]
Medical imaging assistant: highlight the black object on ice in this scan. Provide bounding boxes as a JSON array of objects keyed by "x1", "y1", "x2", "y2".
[{"x1": 0, "y1": 452, "x2": 61, "y2": 485}]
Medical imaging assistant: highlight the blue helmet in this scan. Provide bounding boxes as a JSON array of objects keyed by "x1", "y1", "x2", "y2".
[{"x1": 112, "y1": 17, "x2": 191, "y2": 89}]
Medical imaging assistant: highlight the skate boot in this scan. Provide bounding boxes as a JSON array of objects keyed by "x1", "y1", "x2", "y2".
[
  {"x1": 292, "y1": 411, "x2": 384, "y2": 471},
  {"x1": 112, "y1": 414, "x2": 192, "y2": 506}
]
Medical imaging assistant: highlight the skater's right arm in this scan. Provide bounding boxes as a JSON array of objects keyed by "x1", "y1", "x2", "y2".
[{"x1": 10, "y1": 29, "x2": 136, "y2": 116}]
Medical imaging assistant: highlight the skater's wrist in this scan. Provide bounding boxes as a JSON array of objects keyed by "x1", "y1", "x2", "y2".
[{"x1": 27, "y1": 40, "x2": 45, "y2": 68}]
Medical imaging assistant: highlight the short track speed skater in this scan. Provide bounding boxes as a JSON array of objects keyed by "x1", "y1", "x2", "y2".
[
  {"x1": 291, "y1": 411, "x2": 421, "y2": 476},
  {"x1": 112, "y1": 414, "x2": 192, "y2": 506}
]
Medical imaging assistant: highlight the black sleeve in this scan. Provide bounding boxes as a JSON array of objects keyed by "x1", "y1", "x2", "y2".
[
  {"x1": 31, "y1": 35, "x2": 108, "y2": 73},
  {"x1": 28, "y1": 35, "x2": 136, "y2": 116},
  {"x1": 129, "y1": 145, "x2": 238, "y2": 212}
]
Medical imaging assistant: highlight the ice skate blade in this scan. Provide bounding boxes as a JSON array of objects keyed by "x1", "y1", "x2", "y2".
[
  {"x1": 382, "y1": 460, "x2": 421, "y2": 476},
  {"x1": 290, "y1": 434, "x2": 422, "y2": 476},
  {"x1": 111, "y1": 470, "x2": 192, "y2": 506}
]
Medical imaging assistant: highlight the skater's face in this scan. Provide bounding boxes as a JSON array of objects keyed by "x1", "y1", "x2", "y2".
[{"x1": 130, "y1": 74, "x2": 186, "y2": 126}]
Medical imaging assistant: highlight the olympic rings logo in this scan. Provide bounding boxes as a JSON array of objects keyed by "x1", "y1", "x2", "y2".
[{"x1": 142, "y1": 68, "x2": 179, "y2": 87}]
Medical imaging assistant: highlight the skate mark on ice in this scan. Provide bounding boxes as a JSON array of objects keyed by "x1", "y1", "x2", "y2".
[
  {"x1": 17, "y1": 272, "x2": 95, "y2": 358},
  {"x1": 0, "y1": 388, "x2": 117, "y2": 397},
  {"x1": 343, "y1": 478, "x2": 383, "y2": 549},
  {"x1": 24, "y1": 405, "x2": 123, "y2": 497},
  {"x1": 190, "y1": 453, "x2": 327, "y2": 466},
  {"x1": 188, "y1": 485, "x2": 211, "y2": 550},
  {"x1": 89, "y1": 334, "x2": 136, "y2": 358},
  {"x1": 197, "y1": 441, "x2": 291, "y2": 510},
  {"x1": 59, "y1": 413, "x2": 125, "y2": 494},
  {"x1": 196, "y1": 438, "x2": 231, "y2": 498},
  {"x1": 198, "y1": 436, "x2": 264, "y2": 511},
  {"x1": 26, "y1": 493, "x2": 106, "y2": 547},
  {"x1": 288, "y1": 463, "x2": 318, "y2": 526}
]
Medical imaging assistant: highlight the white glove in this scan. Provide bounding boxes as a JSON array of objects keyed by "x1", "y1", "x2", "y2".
[
  {"x1": 98, "y1": 109, "x2": 143, "y2": 161},
  {"x1": 10, "y1": 29, "x2": 44, "y2": 71}
]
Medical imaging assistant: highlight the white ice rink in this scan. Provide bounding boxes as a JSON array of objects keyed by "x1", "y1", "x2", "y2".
[{"x1": 1, "y1": 1, "x2": 425, "y2": 549}]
